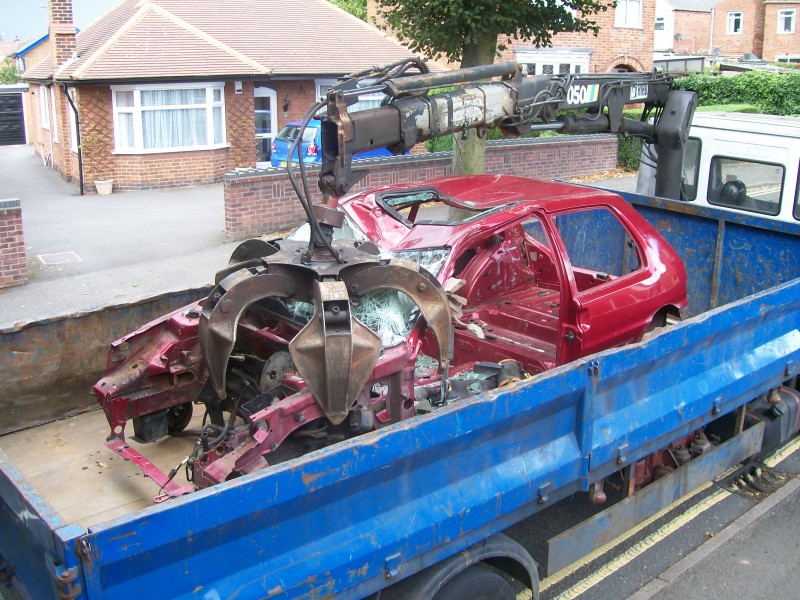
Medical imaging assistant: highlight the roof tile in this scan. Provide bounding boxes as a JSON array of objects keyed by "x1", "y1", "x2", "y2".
[{"x1": 25, "y1": 0, "x2": 434, "y2": 82}]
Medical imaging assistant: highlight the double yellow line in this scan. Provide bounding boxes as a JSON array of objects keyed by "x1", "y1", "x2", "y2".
[{"x1": 517, "y1": 435, "x2": 800, "y2": 600}]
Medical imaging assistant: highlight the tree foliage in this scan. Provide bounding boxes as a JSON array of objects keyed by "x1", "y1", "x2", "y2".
[
  {"x1": 373, "y1": 0, "x2": 611, "y2": 175},
  {"x1": 0, "y1": 57, "x2": 19, "y2": 84},
  {"x1": 329, "y1": 0, "x2": 368, "y2": 20},
  {"x1": 374, "y1": 0, "x2": 611, "y2": 66}
]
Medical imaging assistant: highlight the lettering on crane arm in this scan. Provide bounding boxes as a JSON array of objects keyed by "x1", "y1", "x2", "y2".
[
  {"x1": 630, "y1": 83, "x2": 649, "y2": 101},
  {"x1": 566, "y1": 84, "x2": 600, "y2": 105}
]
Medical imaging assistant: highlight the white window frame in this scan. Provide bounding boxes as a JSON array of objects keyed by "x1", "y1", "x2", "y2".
[
  {"x1": 517, "y1": 49, "x2": 590, "y2": 76},
  {"x1": 50, "y1": 84, "x2": 58, "y2": 143},
  {"x1": 255, "y1": 86, "x2": 277, "y2": 168},
  {"x1": 615, "y1": 0, "x2": 642, "y2": 29},
  {"x1": 110, "y1": 82, "x2": 227, "y2": 154},
  {"x1": 655, "y1": 16, "x2": 665, "y2": 31},
  {"x1": 39, "y1": 85, "x2": 50, "y2": 130},
  {"x1": 727, "y1": 12, "x2": 743, "y2": 35},
  {"x1": 315, "y1": 78, "x2": 386, "y2": 113},
  {"x1": 777, "y1": 55, "x2": 800, "y2": 63},
  {"x1": 778, "y1": 9, "x2": 796, "y2": 34},
  {"x1": 67, "y1": 88, "x2": 78, "y2": 152}
]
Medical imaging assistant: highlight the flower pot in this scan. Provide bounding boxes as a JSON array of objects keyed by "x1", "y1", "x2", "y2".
[{"x1": 95, "y1": 180, "x2": 114, "y2": 195}]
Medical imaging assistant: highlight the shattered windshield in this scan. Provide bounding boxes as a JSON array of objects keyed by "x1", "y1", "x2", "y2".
[{"x1": 284, "y1": 219, "x2": 450, "y2": 347}]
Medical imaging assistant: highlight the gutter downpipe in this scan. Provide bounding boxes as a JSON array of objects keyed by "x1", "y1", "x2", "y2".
[
  {"x1": 62, "y1": 84, "x2": 84, "y2": 196},
  {"x1": 709, "y1": 8, "x2": 715, "y2": 56}
]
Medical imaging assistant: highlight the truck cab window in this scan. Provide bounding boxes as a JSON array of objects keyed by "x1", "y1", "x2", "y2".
[
  {"x1": 681, "y1": 138, "x2": 701, "y2": 200},
  {"x1": 794, "y1": 161, "x2": 800, "y2": 221},
  {"x1": 708, "y1": 156, "x2": 783, "y2": 216}
]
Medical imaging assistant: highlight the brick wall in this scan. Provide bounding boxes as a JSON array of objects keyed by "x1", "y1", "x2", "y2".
[
  {"x1": 223, "y1": 135, "x2": 619, "y2": 240},
  {"x1": 49, "y1": 0, "x2": 77, "y2": 67},
  {"x1": 674, "y1": 11, "x2": 713, "y2": 55},
  {"x1": 763, "y1": 3, "x2": 800, "y2": 61},
  {"x1": 712, "y1": 0, "x2": 765, "y2": 57},
  {"x1": 0, "y1": 199, "x2": 28, "y2": 289}
]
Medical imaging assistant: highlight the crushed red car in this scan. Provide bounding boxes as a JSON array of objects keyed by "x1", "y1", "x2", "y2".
[{"x1": 93, "y1": 174, "x2": 687, "y2": 499}]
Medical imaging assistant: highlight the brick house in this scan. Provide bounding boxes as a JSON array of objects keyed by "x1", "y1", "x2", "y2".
[
  {"x1": 21, "y1": 0, "x2": 425, "y2": 193},
  {"x1": 758, "y1": 1, "x2": 800, "y2": 62},
  {"x1": 369, "y1": 0, "x2": 655, "y2": 74},
  {"x1": 654, "y1": 1, "x2": 719, "y2": 54},
  {"x1": 654, "y1": 0, "x2": 800, "y2": 61}
]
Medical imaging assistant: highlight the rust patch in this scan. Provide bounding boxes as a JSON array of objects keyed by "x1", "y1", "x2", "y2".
[
  {"x1": 347, "y1": 563, "x2": 370, "y2": 580},
  {"x1": 301, "y1": 471, "x2": 324, "y2": 487},
  {"x1": 108, "y1": 530, "x2": 136, "y2": 542}
]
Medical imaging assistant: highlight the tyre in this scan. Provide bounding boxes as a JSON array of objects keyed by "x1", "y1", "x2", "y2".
[
  {"x1": 166, "y1": 402, "x2": 193, "y2": 434},
  {"x1": 433, "y1": 564, "x2": 516, "y2": 600}
]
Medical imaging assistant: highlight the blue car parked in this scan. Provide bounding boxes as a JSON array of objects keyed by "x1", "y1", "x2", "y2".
[{"x1": 270, "y1": 121, "x2": 398, "y2": 168}]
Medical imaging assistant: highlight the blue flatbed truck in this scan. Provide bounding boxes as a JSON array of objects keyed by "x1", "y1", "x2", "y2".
[
  {"x1": 1, "y1": 188, "x2": 800, "y2": 600},
  {"x1": 3, "y1": 61, "x2": 800, "y2": 599}
]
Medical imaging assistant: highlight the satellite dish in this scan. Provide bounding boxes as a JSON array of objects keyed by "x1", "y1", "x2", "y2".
[
  {"x1": 713, "y1": 48, "x2": 721, "y2": 55},
  {"x1": 674, "y1": 33, "x2": 683, "y2": 40}
]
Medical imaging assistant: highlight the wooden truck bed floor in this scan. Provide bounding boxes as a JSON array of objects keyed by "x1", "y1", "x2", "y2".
[{"x1": 0, "y1": 408, "x2": 199, "y2": 530}]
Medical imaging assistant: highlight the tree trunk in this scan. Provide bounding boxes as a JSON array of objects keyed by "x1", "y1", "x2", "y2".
[{"x1": 451, "y1": 30, "x2": 499, "y2": 176}]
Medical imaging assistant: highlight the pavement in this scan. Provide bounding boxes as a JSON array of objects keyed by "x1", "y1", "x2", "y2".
[
  {"x1": 1, "y1": 143, "x2": 798, "y2": 598},
  {"x1": 0, "y1": 144, "x2": 241, "y2": 329}
]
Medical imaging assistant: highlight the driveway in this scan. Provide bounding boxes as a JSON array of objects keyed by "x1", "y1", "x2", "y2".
[{"x1": 0, "y1": 144, "x2": 239, "y2": 327}]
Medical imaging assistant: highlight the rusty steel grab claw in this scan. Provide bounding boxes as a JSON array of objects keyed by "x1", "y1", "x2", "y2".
[
  {"x1": 339, "y1": 259, "x2": 453, "y2": 373},
  {"x1": 199, "y1": 244, "x2": 453, "y2": 425},
  {"x1": 199, "y1": 266, "x2": 309, "y2": 399}
]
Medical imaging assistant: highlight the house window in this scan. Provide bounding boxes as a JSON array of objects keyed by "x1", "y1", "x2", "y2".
[
  {"x1": 517, "y1": 50, "x2": 590, "y2": 76},
  {"x1": 655, "y1": 17, "x2": 665, "y2": 31},
  {"x1": 39, "y1": 85, "x2": 50, "y2": 130},
  {"x1": 727, "y1": 12, "x2": 743, "y2": 34},
  {"x1": 777, "y1": 55, "x2": 800, "y2": 63},
  {"x1": 615, "y1": 0, "x2": 642, "y2": 28},
  {"x1": 778, "y1": 9, "x2": 796, "y2": 34},
  {"x1": 315, "y1": 79, "x2": 386, "y2": 113},
  {"x1": 111, "y1": 83, "x2": 226, "y2": 153}
]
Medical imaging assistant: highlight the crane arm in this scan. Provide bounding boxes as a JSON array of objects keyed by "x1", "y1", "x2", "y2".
[{"x1": 317, "y1": 60, "x2": 697, "y2": 200}]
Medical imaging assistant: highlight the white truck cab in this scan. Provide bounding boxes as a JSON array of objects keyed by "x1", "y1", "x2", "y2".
[{"x1": 638, "y1": 112, "x2": 800, "y2": 222}]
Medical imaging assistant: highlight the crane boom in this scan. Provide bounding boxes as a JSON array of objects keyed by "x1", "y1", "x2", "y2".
[{"x1": 317, "y1": 60, "x2": 697, "y2": 200}]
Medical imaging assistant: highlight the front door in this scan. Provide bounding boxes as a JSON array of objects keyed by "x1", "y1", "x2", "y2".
[{"x1": 255, "y1": 86, "x2": 277, "y2": 167}]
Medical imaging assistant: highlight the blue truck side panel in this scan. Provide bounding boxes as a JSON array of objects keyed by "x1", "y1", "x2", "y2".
[
  {"x1": 1, "y1": 194, "x2": 799, "y2": 600},
  {"x1": 623, "y1": 193, "x2": 800, "y2": 316}
]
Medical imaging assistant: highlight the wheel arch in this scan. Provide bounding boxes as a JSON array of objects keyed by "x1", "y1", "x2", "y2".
[{"x1": 377, "y1": 533, "x2": 539, "y2": 600}]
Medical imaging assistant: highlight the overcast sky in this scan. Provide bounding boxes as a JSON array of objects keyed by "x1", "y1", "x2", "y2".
[{"x1": 0, "y1": 0, "x2": 120, "y2": 43}]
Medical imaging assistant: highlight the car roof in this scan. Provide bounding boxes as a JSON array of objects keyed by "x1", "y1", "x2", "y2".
[
  {"x1": 344, "y1": 174, "x2": 625, "y2": 212},
  {"x1": 339, "y1": 174, "x2": 631, "y2": 251}
]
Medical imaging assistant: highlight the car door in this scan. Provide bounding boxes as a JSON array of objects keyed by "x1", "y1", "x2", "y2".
[{"x1": 547, "y1": 205, "x2": 649, "y2": 363}]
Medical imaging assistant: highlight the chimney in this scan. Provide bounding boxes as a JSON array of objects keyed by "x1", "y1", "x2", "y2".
[{"x1": 49, "y1": 0, "x2": 77, "y2": 72}]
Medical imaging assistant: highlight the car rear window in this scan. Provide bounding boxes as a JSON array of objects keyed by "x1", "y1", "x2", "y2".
[{"x1": 276, "y1": 125, "x2": 318, "y2": 143}]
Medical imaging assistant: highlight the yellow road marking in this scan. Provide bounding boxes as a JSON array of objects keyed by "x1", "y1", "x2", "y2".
[
  {"x1": 763, "y1": 434, "x2": 800, "y2": 468},
  {"x1": 516, "y1": 435, "x2": 800, "y2": 599}
]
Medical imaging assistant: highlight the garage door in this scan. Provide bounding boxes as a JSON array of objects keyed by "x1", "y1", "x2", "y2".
[{"x1": 0, "y1": 93, "x2": 25, "y2": 146}]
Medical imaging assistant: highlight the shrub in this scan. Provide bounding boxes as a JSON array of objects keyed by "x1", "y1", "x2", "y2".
[{"x1": 676, "y1": 71, "x2": 800, "y2": 116}]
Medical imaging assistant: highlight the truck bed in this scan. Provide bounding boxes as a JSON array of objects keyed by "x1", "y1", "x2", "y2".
[
  {"x1": 2, "y1": 192, "x2": 800, "y2": 600},
  {"x1": 0, "y1": 409, "x2": 198, "y2": 529}
]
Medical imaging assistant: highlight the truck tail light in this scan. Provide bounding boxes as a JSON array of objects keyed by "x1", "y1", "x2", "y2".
[{"x1": 271, "y1": 141, "x2": 276, "y2": 153}]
